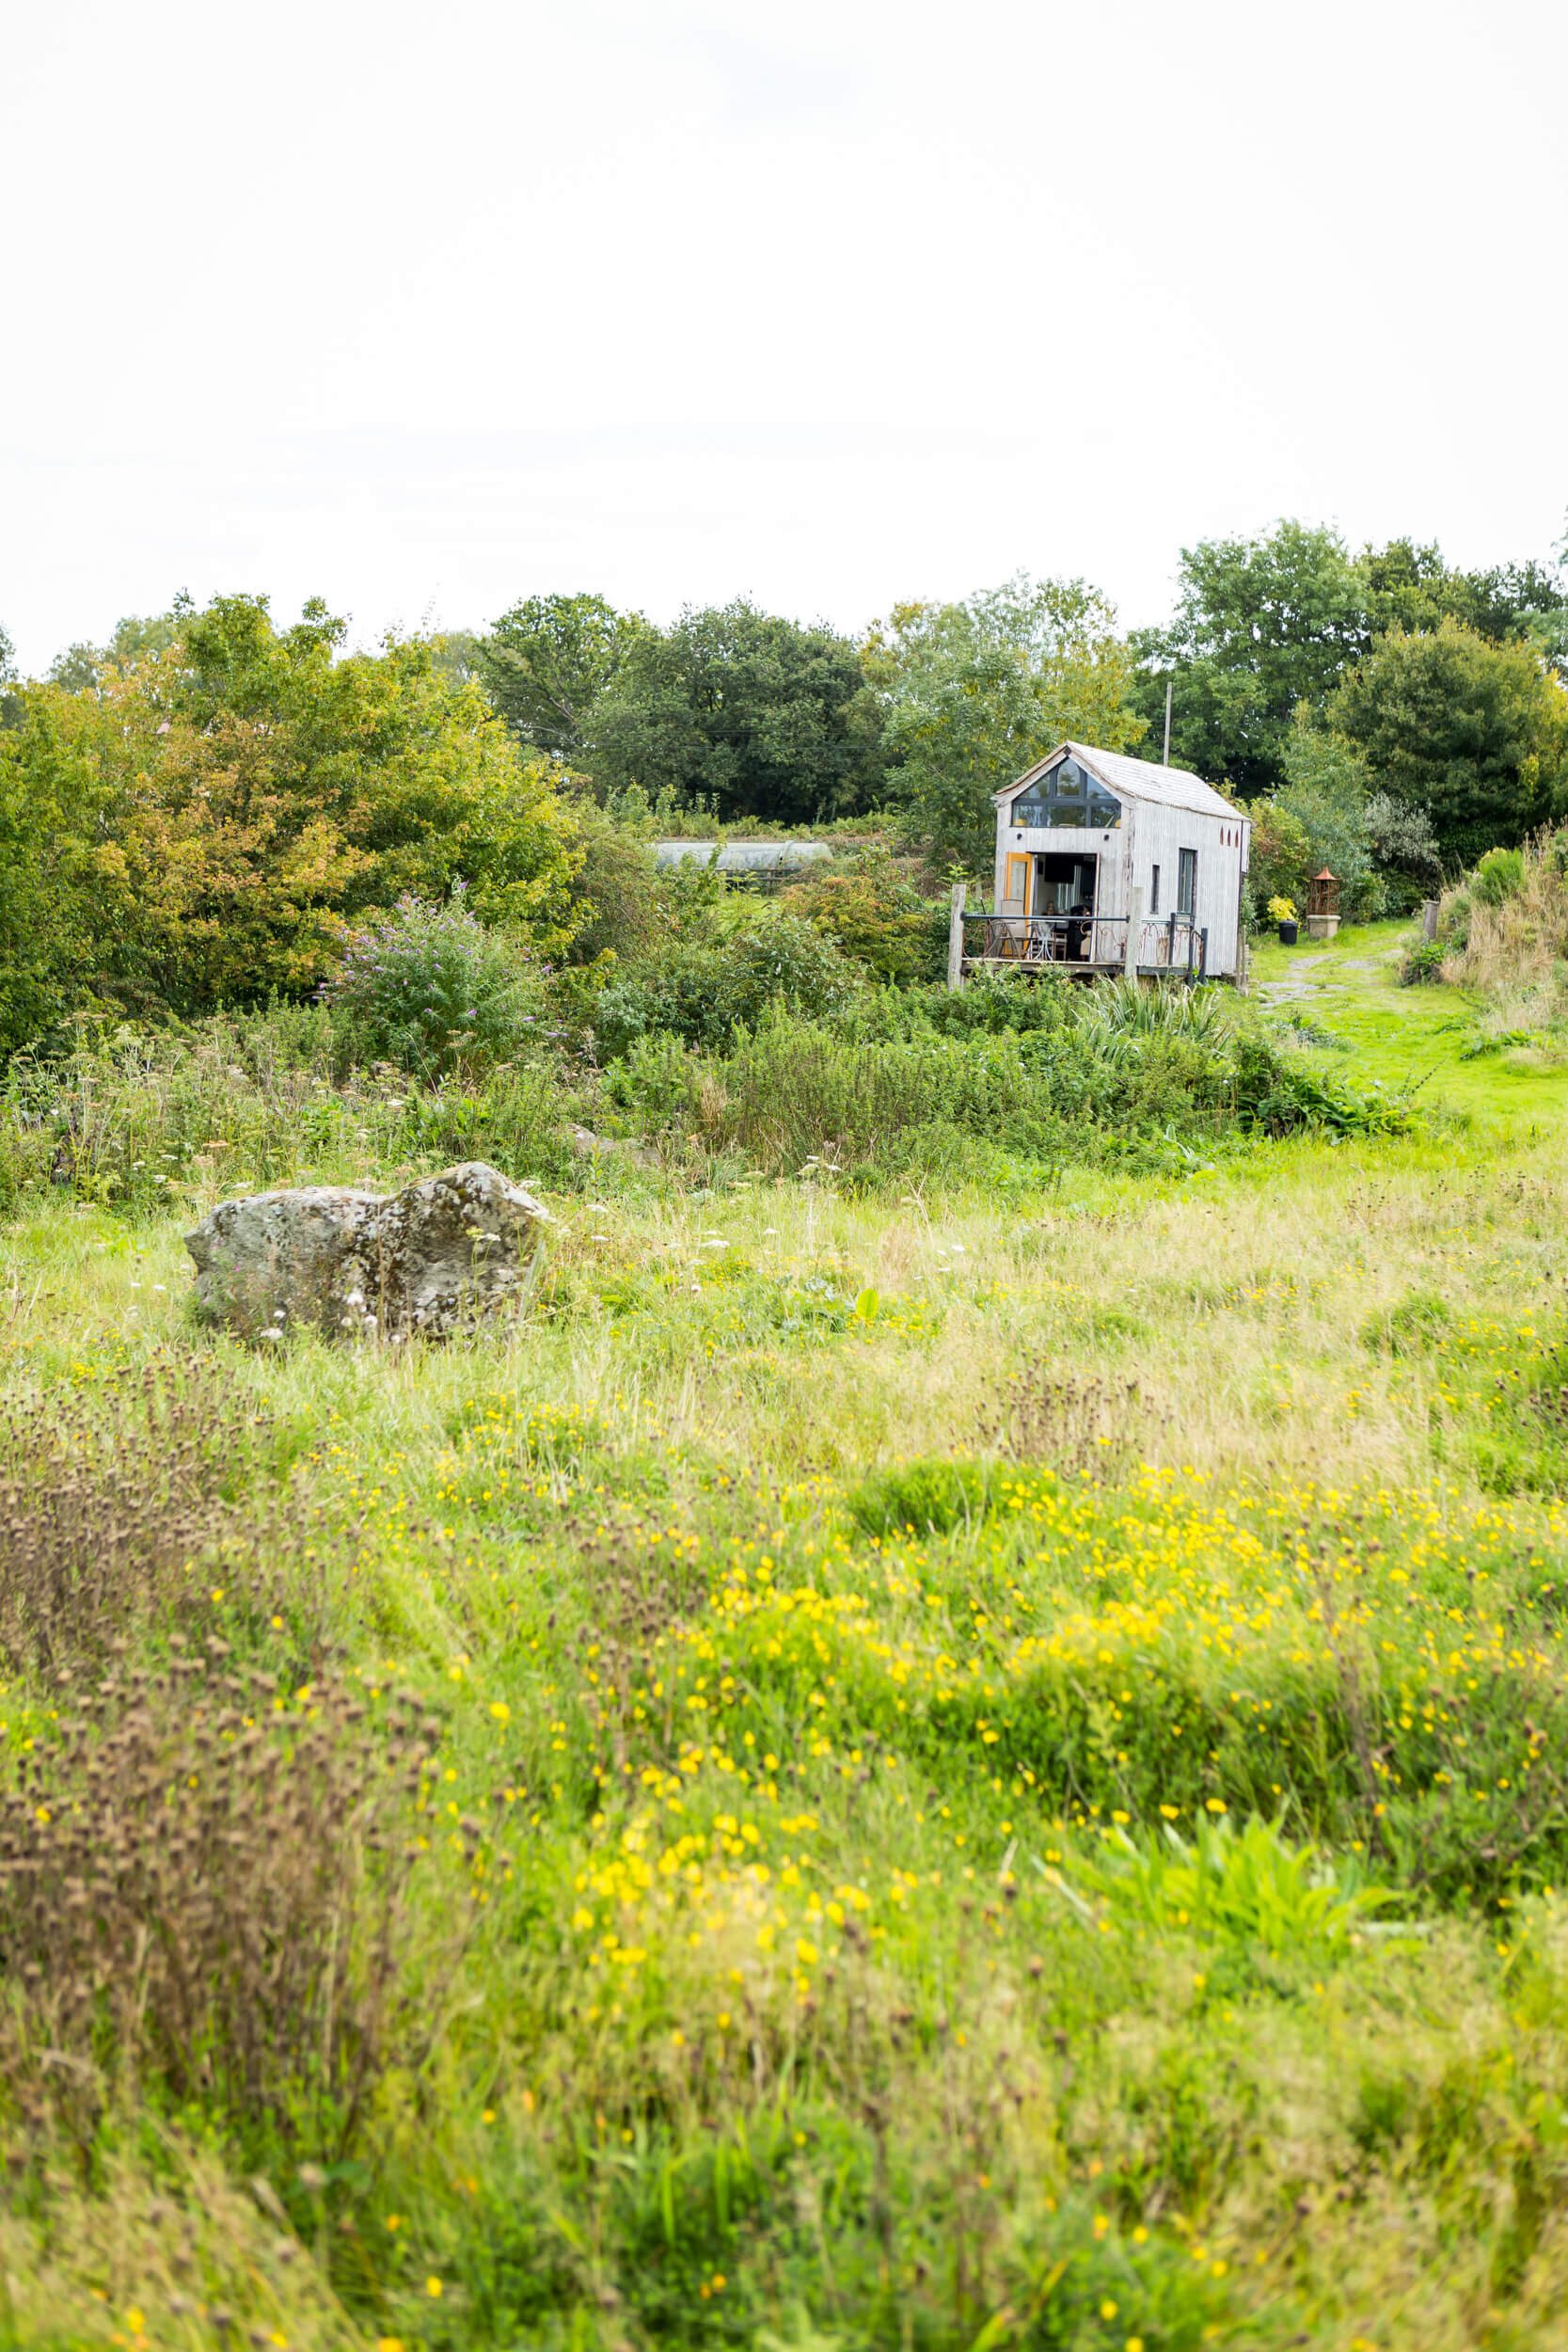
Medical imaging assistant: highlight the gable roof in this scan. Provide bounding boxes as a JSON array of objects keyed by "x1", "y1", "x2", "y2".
[{"x1": 994, "y1": 742, "x2": 1244, "y2": 825}]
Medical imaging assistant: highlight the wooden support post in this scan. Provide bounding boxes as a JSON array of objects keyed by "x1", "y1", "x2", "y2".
[
  {"x1": 947, "y1": 881, "x2": 967, "y2": 992},
  {"x1": 1123, "y1": 883, "x2": 1143, "y2": 980},
  {"x1": 1422, "y1": 898, "x2": 1439, "y2": 943}
]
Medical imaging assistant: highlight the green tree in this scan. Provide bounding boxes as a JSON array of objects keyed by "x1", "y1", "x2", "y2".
[
  {"x1": 46, "y1": 605, "x2": 192, "y2": 694},
  {"x1": 0, "y1": 677, "x2": 113, "y2": 1054},
  {"x1": 475, "y1": 593, "x2": 645, "y2": 759},
  {"x1": 1271, "y1": 712, "x2": 1375, "y2": 909},
  {"x1": 873, "y1": 575, "x2": 1144, "y2": 871},
  {"x1": 590, "y1": 599, "x2": 885, "y2": 825},
  {"x1": 1130, "y1": 520, "x2": 1369, "y2": 792},
  {"x1": 0, "y1": 594, "x2": 584, "y2": 1028},
  {"x1": 1329, "y1": 620, "x2": 1568, "y2": 866},
  {"x1": 428, "y1": 628, "x2": 483, "y2": 690},
  {"x1": 46, "y1": 644, "x2": 103, "y2": 693},
  {"x1": 1361, "y1": 538, "x2": 1567, "y2": 671}
]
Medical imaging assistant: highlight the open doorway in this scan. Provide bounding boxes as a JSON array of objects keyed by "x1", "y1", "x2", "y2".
[
  {"x1": 1031, "y1": 853, "x2": 1098, "y2": 914},
  {"x1": 1032, "y1": 852, "x2": 1098, "y2": 961}
]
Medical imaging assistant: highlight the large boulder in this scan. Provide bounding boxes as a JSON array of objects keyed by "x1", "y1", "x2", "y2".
[{"x1": 184, "y1": 1162, "x2": 550, "y2": 1343}]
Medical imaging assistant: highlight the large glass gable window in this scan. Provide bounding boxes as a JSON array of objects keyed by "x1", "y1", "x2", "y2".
[{"x1": 1009, "y1": 755, "x2": 1121, "y2": 831}]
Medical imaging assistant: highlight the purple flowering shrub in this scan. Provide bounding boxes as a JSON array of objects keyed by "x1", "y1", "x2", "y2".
[{"x1": 319, "y1": 884, "x2": 545, "y2": 1077}]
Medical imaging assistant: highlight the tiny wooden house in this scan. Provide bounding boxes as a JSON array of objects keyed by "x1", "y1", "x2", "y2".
[{"x1": 986, "y1": 741, "x2": 1250, "y2": 979}]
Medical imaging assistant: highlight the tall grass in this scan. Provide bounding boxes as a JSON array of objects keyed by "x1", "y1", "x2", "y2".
[
  {"x1": 606, "y1": 992, "x2": 1410, "y2": 1187},
  {"x1": 1439, "y1": 828, "x2": 1568, "y2": 1037},
  {"x1": 3, "y1": 965, "x2": 1568, "y2": 2345},
  {"x1": 0, "y1": 1015, "x2": 583, "y2": 1215}
]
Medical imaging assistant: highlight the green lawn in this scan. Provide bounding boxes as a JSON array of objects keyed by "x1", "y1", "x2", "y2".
[{"x1": 1251, "y1": 916, "x2": 1568, "y2": 1128}]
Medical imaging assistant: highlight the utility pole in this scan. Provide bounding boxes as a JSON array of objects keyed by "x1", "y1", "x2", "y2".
[{"x1": 1163, "y1": 677, "x2": 1173, "y2": 767}]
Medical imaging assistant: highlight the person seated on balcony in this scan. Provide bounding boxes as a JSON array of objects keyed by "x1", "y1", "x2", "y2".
[{"x1": 1066, "y1": 899, "x2": 1092, "y2": 961}]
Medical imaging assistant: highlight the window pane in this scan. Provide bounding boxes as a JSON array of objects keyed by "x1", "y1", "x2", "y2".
[{"x1": 1010, "y1": 764, "x2": 1121, "y2": 831}]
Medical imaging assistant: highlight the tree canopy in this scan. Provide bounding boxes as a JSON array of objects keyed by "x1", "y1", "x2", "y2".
[
  {"x1": 873, "y1": 575, "x2": 1144, "y2": 870},
  {"x1": 1360, "y1": 538, "x2": 1567, "y2": 670},
  {"x1": 1328, "y1": 619, "x2": 1568, "y2": 866},
  {"x1": 1130, "y1": 521, "x2": 1568, "y2": 796},
  {"x1": 45, "y1": 604, "x2": 193, "y2": 695},
  {"x1": 475, "y1": 593, "x2": 645, "y2": 760},
  {"x1": 0, "y1": 593, "x2": 583, "y2": 1044},
  {"x1": 588, "y1": 599, "x2": 884, "y2": 826},
  {"x1": 1129, "y1": 520, "x2": 1369, "y2": 794}
]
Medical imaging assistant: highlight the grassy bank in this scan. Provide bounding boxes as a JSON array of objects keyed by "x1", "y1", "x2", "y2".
[{"x1": 3, "y1": 957, "x2": 1568, "y2": 2349}]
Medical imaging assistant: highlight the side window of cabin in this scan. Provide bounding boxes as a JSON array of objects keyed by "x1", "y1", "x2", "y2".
[
  {"x1": 1150, "y1": 865, "x2": 1161, "y2": 914},
  {"x1": 1178, "y1": 848, "x2": 1197, "y2": 914}
]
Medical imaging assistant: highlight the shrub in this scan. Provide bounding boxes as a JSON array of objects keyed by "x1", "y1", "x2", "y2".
[
  {"x1": 847, "y1": 967, "x2": 1079, "y2": 1040},
  {"x1": 1365, "y1": 790, "x2": 1442, "y2": 898},
  {"x1": 782, "y1": 848, "x2": 946, "y2": 982},
  {"x1": 560, "y1": 808, "x2": 664, "y2": 966},
  {"x1": 1073, "y1": 974, "x2": 1237, "y2": 1053},
  {"x1": 591, "y1": 915, "x2": 861, "y2": 1061},
  {"x1": 1228, "y1": 1031, "x2": 1411, "y2": 1136},
  {"x1": 606, "y1": 992, "x2": 1407, "y2": 1177},
  {"x1": 1400, "y1": 940, "x2": 1447, "y2": 986},
  {"x1": 320, "y1": 885, "x2": 546, "y2": 1078},
  {"x1": 1243, "y1": 801, "x2": 1310, "y2": 916},
  {"x1": 1472, "y1": 847, "x2": 1526, "y2": 908},
  {"x1": 398, "y1": 1058, "x2": 580, "y2": 1187}
]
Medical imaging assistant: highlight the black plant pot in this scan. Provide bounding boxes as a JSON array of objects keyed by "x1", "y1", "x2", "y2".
[{"x1": 1277, "y1": 920, "x2": 1299, "y2": 946}]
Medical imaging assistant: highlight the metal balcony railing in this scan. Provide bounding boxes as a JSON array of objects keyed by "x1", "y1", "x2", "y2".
[{"x1": 961, "y1": 911, "x2": 1208, "y2": 978}]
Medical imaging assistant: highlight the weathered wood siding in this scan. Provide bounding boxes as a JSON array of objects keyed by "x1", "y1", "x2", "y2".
[{"x1": 992, "y1": 800, "x2": 1250, "y2": 975}]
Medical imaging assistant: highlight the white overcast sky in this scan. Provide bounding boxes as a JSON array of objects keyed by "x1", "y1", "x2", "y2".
[{"x1": 3, "y1": 0, "x2": 1565, "y2": 674}]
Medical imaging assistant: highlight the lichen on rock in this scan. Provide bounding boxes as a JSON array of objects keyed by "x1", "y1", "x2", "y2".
[{"x1": 184, "y1": 1162, "x2": 550, "y2": 1343}]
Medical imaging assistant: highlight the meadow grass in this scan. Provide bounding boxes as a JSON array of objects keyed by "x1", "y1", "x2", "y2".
[{"x1": 3, "y1": 946, "x2": 1568, "y2": 2348}]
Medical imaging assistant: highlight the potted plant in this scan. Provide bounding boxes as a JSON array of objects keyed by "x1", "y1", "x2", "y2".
[{"x1": 1268, "y1": 894, "x2": 1299, "y2": 946}]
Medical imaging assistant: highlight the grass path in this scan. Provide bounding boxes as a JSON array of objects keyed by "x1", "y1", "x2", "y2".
[{"x1": 1251, "y1": 916, "x2": 1568, "y2": 1129}]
